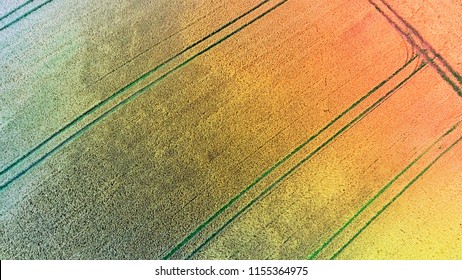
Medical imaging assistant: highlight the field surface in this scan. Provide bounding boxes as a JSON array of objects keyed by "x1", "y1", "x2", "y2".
[{"x1": 1, "y1": 0, "x2": 461, "y2": 259}]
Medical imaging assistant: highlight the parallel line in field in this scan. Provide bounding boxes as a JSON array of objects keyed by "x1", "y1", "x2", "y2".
[
  {"x1": 0, "y1": 0, "x2": 282, "y2": 189},
  {"x1": 370, "y1": 0, "x2": 462, "y2": 96},
  {"x1": 0, "y1": 0, "x2": 33, "y2": 21},
  {"x1": 0, "y1": 0, "x2": 54, "y2": 31},
  {"x1": 309, "y1": 0, "x2": 462, "y2": 259},
  {"x1": 331, "y1": 131, "x2": 462, "y2": 259},
  {"x1": 308, "y1": 119, "x2": 461, "y2": 259},
  {"x1": 162, "y1": 54, "x2": 420, "y2": 259}
]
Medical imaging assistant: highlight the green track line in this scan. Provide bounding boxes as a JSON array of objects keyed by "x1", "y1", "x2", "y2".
[
  {"x1": 184, "y1": 62, "x2": 425, "y2": 259},
  {"x1": 0, "y1": 0, "x2": 276, "y2": 188},
  {"x1": 331, "y1": 133, "x2": 462, "y2": 259},
  {"x1": 162, "y1": 55, "x2": 420, "y2": 259},
  {"x1": 0, "y1": 0, "x2": 34, "y2": 21},
  {"x1": 0, "y1": 0, "x2": 54, "y2": 31},
  {"x1": 369, "y1": 0, "x2": 462, "y2": 98},
  {"x1": 308, "y1": 120, "x2": 461, "y2": 259}
]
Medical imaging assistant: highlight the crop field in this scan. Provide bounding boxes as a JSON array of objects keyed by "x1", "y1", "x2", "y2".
[{"x1": 1, "y1": 0, "x2": 461, "y2": 259}]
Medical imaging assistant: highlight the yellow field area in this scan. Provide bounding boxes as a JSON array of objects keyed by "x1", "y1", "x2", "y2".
[{"x1": 1, "y1": 0, "x2": 461, "y2": 259}]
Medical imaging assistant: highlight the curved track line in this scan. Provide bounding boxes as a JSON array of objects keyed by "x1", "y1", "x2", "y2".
[
  {"x1": 369, "y1": 0, "x2": 462, "y2": 97},
  {"x1": 309, "y1": 0, "x2": 462, "y2": 260}
]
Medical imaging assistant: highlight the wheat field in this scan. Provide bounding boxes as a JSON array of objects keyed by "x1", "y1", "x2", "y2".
[{"x1": 1, "y1": 0, "x2": 461, "y2": 259}]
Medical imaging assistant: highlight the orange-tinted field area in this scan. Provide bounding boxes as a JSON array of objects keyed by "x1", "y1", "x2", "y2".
[{"x1": 1, "y1": 0, "x2": 461, "y2": 259}]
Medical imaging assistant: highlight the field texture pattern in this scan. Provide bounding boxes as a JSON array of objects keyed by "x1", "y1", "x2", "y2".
[{"x1": 1, "y1": 0, "x2": 461, "y2": 259}]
